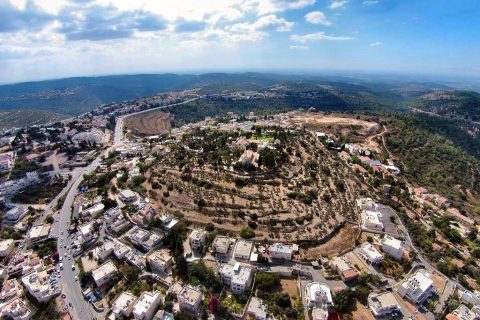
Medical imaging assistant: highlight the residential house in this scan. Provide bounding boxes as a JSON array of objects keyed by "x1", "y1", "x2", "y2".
[
  {"x1": 188, "y1": 229, "x2": 207, "y2": 251},
  {"x1": 233, "y1": 240, "x2": 253, "y2": 261},
  {"x1": 178, "y1": 286, "x2": 203, "y2": 315},
  {"x1": 382, "y1": 236, "x2": 404, "y2": 260},
  {"x1": 132, "y1": 291, "x2": 163, "y2": 320},
  {"x1": 397, "y1": 270, "x2": 434, "y2": 305},
  {"x1": 92, "y1": 261, "x2": 119, "y2": 287},
  {"x1": 147, "y1": 249, "x2": 173, "y2": 274},
  {"x1": 218, "y1": 262, "x2": 253, "y2": 294},
  {"x1": 368, "y1": 292, "x2": 401, "y2": 317},
  {"x1": 110, "y1": 292, "x2": 137, "y2": 319},
  {"x1": 359, "y1": 243, "x2": 384, "y2": 265}
]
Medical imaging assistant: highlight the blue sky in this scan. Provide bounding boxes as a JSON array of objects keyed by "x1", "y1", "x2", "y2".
[{"x1": 0, "y1": 0, "x2": 479, "y2": 84}]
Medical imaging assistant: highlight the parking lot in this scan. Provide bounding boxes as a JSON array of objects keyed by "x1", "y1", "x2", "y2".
[{"x1": 377, "y1": 205, "x2": 402, "y2": 238}]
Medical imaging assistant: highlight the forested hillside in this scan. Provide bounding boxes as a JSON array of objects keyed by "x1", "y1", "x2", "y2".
[
  {"x1": 385, "y1": 113, "x2": 480, "y2": 211},
  {"x1": 411, "y1": 90, "x2": 480, "y2": 121}
]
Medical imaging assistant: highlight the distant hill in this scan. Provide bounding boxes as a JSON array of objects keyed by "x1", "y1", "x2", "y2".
[
  {"x1": 0, "y1": 109, "x2": 69, "y2": 130},
  {"x1": 410, "y1": 90, "x2": 480, "y2": 121},
  {"x1": 0, "y1": 72, "x2": 469, "y2": 129}
]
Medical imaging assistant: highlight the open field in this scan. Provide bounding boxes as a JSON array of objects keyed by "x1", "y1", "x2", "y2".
[{"x1": 124, "y1": 109, "x2": 172, "y2": 136}]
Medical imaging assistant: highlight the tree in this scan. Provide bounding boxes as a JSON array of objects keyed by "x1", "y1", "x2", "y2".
[
  {"x1": 45, "y1": 215, "x2": 54, "y2": 224},
  {"x1": 333, "y1": 289, "x2": 356, "y2": 313},
  {"x1": 240, "y1": 227, "x2": 255, "y2": 239},
  {"x1": 355, "y1": 285, "x2": 370, "y2": 304},
  {"x1": 255, "y1": 272, "x2": 280, "y2": 291}
]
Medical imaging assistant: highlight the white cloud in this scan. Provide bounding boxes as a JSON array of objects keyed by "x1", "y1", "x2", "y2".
[
  {"x1": 290, "y1": 31, "x2": 353, "y2": 43},
  {"x1": 370, "y1": 41, "x2": 381, "y2": 47},
  {"x1": 246, "y1": 0, "x2": 316, "y2": 15},
  {"x1": 290, "y1": 45, "x2": 309, "y2": 49},
  {"x1": 228, "y1": 14, "x2": 294, "y2": 33},
  {"x1": 363, "y1": 0, "x2": 379, "y2": 5},
  {"x1": 305, "y1": 11, "x2": 331, "y2": 26},
  {"x1": 330, "y1": 0, "x2": 348, "y2": 9}
]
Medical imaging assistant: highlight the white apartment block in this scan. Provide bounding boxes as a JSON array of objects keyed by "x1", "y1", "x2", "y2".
[
  {"x1": 132, "y1": 291, "x2": 163, "y2": 320},
  {"x1": 0, "y1": 279, "x2": 21, "y2": 303},
  {"x1": 233, "y1": 240, "x2": 254, "y2": 261},
  {"x1": 178, "y1": 285, "x2": 203, "y2": 315},
  {"x1": 304, "y1": 282, "x2": 333, "y2": 309},
  {"x1": 0, "y1": 239, "x2": 15, "y2": 258},
  {"x1": 382, "y1": 236, "x2": 404, "y2": 260},
  {"x1": 359, "y1": 243, "x2": 384, "y2": 265},
  {"x1": 27, "y1": 224, "x2": 51, "y2": 248},
  {"x1": 397, "y1": 270, "x2": 434, "y2": 305},
  {"x1": 218, "y1": 262, "x2": 253, "y2": 294},
  {"x1": 188, "y1": 229, "x2": 207, "y2": 251},
  {"x1": 21, "y1": 270, "x2": 59, "y2": 303},
  {"x1": 269, "y1": 243, "x2": 293, "y2": 260},
  {"x1": 368, "y1": 292, "x2": 401, "y2": 317},
  {"x1": 147, "y1": 249, "x2": 173, "y2": 274},
  {"x1": 111, "y1": 292, "x2": 137, "y2": 318},
  {"x1": 92, "y1": 261, "x2": 119, "y2": 287}
]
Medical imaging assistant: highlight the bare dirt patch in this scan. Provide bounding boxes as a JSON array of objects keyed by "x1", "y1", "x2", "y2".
[
  {"x1": 303, "y1": 224, "x2": 360, "y2": 259},
  {"x1": 124, "y1": 110, "x2": 172, "y2": 136},
  {"x1": 280, "y1": 278, "x2": 299, "y2": 305}
]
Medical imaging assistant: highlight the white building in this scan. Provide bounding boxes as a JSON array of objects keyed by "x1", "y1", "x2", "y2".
[
  {"x1": 459, "y1": 290, "x2": 480, "y2": 306},
  {"x1": 246, "y1": 297, "x2": 267, "y2": 320},
  {"x1": 4, "y1": 206, "x2": 28, "y2": 225},
  {"x1": 212, "y1": 236, "x2": 235, "y2": 258},
  {"x1": 362, "y1": 210, "x2": 384, "y2": 231},
  {"x1": 132, "y1": 291, "x2": 163, "y2": 320},
  {"x1": 97, "y1": 240, "x2": 116, "y2": 261},
  {"x1": 178, "y1": 285, "x2": 203, "y2": 315},
  {"x1": 382, "y1": 236, "x2": 404, "y2": 260},
  {"x1": 92, "y1": 261, "x2": 119, "y2": 287},
  {"x1": 359, "y1": 243, "x2": 384, "y2": 265},
  {"x1": 27, "y1": 224, "x2": 51, "y2": 248},
  {"x1": 0, "y1": 239, "x2": 15, "y2": 258},
  {"x1": 80, "y1": 222, "x2": 95, "y2": 243},
  {"x1": 21, "y1": 270, "x2": 59, "y2": 303},
  {"x1": 147, "y1": 249, "x2": 173, "y2": 274},
  {"x1": 188, "y1": 229, "x2": 207, "y2": 251},
  {"x1": 397, "y1": 270, "x2": 434, "y2": 305},
  {"x1": 368, "y1": 292, "x2": 401, "y2": 317},
  {"x1": 218, "y1": 262, "x2": 253, "y2": 294},
  {"x1": 448, "y1": 304, "x2": 480, "y2": 320},
  {"x1": 269, "y1": 243, "x2": 294, "y2": 260},
  {"x1": 1, "y1": 298, "x2": 34, "y2": 320},
  {"x1": 111, "y1": 292, "x2": 137, "y2": 318},
  {"x1": 233, "y1": 240, "x2": 254, "y2": 261},
  {"x1": 304, "y1": 282, "x2": 333, "y2": 309},
  {"x1": 119, "y1": 189, "x2": 138, "y2": 203},
  {"x1": 126, "y1": 226, "x2": 163, "y2": 252},
  {"x1": 82, "y1": 203, "x2": 105, "y2": 218},
  {"x1": 153, "y1": 310, "x2": 174, "y2": 320}
]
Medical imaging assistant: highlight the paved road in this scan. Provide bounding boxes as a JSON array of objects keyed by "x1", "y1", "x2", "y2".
[
  {"x1": 56, "y1": 158, "x2": 103, "y2": 320},
  {"x1": 114, "y1": 96, "x2": 201, "y2": 146},
  {"x1": 56, "y1": 96, "x2": 201, "y2": 320}
]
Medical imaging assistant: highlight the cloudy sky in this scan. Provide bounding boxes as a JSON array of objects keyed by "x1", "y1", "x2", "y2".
[{"x1": 1, "y1": 0, "x2": 479, "y2": 83}]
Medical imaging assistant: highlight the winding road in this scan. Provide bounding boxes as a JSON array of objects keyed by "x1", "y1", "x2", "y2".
[{"x1": 55, "y1": 95, "x2": 200, "y2": 320}]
